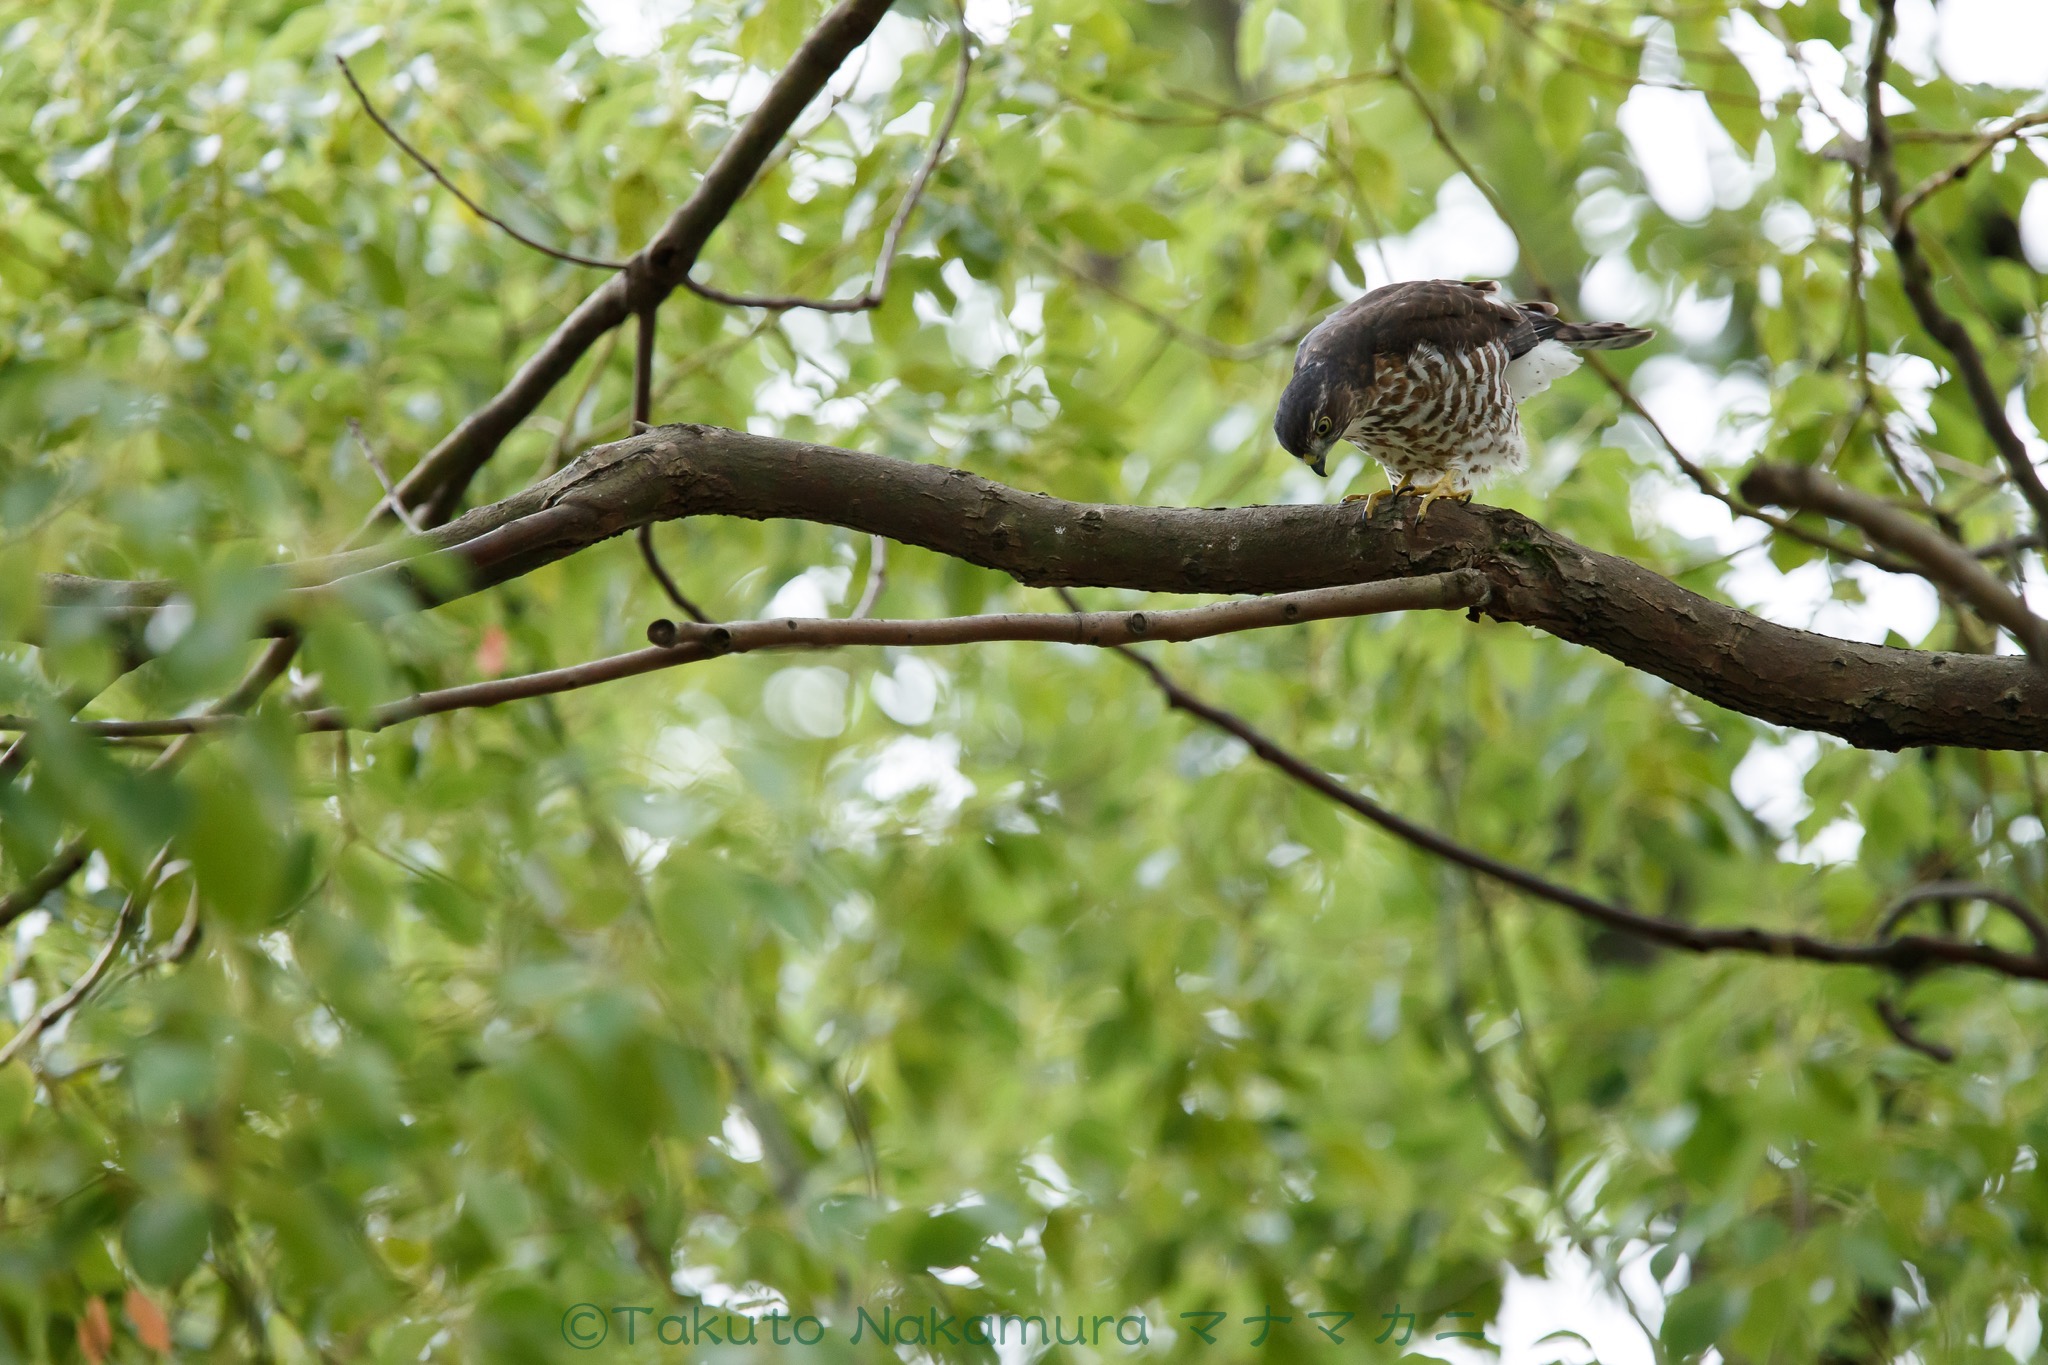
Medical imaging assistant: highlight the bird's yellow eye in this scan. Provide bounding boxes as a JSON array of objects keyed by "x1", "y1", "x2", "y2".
[{"x1": 1315, "y1": 417, "x2": 1332, "y2": 436}]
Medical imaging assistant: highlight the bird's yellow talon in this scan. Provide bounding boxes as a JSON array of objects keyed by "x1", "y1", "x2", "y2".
[
  {"x1": 1349, "y1": 475, "x2": 1414, "y2": 520},
  {"x1": 1413, "y1": 473, "x2": 1469, "y2": 520}
]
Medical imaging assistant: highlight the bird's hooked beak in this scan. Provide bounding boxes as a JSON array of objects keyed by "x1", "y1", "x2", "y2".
[{"x1": 1306, "y1": 449, "x2": 1328, "y2": 478}]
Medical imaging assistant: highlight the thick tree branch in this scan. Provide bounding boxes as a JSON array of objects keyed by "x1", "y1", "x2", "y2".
[
  {"x1": 1742, "y1": 463, "x2": 2048, "y2": 661},
  {"x1": 1118, "y1": 651, "x2": 2048, "y2": 983},
  {"x1": 39, "y1": 424, "x2": 2048, "y2": 750},
  {"x1": 385, "y1": 0, "x2": 900, "y2": 526}
]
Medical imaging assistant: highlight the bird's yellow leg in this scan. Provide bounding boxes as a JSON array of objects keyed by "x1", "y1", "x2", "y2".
[
  {"x1": 1413, "y1": 471, "x2": 1470, "y2": 520},
  {"x1": 1347, "y1": 474, "x2": 1414, "y2": 518}
]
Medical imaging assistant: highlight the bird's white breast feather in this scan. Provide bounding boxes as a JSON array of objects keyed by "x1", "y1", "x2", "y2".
[{"x1": 1505, "y1": 338, "x2": 1581, "y2": 400}]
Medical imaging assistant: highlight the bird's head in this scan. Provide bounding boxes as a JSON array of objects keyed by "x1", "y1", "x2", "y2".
[{"x1": 1272, "y1": 361, "x2": 1351, "y2": 477}]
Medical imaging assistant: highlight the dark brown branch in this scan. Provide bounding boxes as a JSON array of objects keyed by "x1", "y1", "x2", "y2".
[
  {"x1": 1868, "y1": 2, "x2": 2048, "y2": 531},
  {"x1": 1878, "y1": 880, "x2": 2048, "y2": 959},
  {"x1": 336, "y1": 55, "x2": 628, "y2": 271},
  {"x1": 7, "y1": 573, "x2": 1487, "y2": 738},
  {"x1": 1585, "y1": 358, "x2": 1919, "y2": 577},
  {"x1": 1117, "y1": 649, "x2": 2048, "y2": 983},
  {"x1": 385, "y1": 0, "x2": 900, "y2": 526},
  {"x1": 1977, "y1": 533, "x2": 2044, "y2": 562},
  {"x1": 1741, "y1": 463, "x2": 2048, "y2": 661},
  {"x1": 682, "y1": 1, "x2": 970, "y2": 313},
  {"x1": 39, "y1": 424, "x2": 2048, "y2": 750},
  {"x1": 1874, "y1": 998, "x2": 1956, "y2": 1062},
  {"x1": 637, "y1": 523, "x2": 711, "y2": 624},
  {"x1": 629, "y1": 306, "x2": 711, "y2": 623},
  {"x1": 1893, "y1": 111, "x2": 2048, "y2": 222}
]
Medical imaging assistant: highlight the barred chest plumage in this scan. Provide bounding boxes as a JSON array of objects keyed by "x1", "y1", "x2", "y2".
[{"x1": 1339, "y1": 340, "x2": 1525, "y2": 486}]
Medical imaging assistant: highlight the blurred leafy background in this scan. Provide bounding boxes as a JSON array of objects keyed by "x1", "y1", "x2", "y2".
[{"x1": 2, "y1": 0, "x2": 2048, "y2": 1359}]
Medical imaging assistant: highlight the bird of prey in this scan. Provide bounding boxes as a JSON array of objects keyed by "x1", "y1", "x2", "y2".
[{"x1": 1273, "y1": 279, "x2": 1653, "y2": 516}]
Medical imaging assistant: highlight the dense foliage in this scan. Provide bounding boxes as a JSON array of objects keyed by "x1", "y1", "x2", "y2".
[{"x1": 2, "y1": 0, "x2": 2046, "y2": 1359}]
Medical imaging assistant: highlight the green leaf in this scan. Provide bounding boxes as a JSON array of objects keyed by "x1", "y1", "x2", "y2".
[{"x1": 123, "y1": 1193, "x2": 212, "y2": 1287}]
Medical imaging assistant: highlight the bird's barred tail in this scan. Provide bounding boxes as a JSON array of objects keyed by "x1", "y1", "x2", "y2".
[{"x1": 1548, "y1": 321, "x2": 1654, "y2": 351}]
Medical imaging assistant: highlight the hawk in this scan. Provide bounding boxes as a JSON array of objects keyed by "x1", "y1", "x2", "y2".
[{"x1": 1273, "y1": 279, "x2": 1653, "y2": 516}]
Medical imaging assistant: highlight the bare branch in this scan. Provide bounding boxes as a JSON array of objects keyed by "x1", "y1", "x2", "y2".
[
  {"x1": 39, "y1": 425, "x2": 2048, "y2": 750},
  {"x1": 1741, "y1": 463, "x2": 2048, "y2": 661},
  {"x1": 629, "y1": 307, "x2": 712, "y2": 624},
  {"x1": 682, "y1": 1, "x2": 971, "y2": 313},
  {"x1": 0, "y1": 848, "x2": 172, "y2": 1069},
  {"x1": 1115, "y1": 649, "x2": 2048, "y2": 983},
  {"x1": 1033, "y1": 246, "x2": 1312, "y2": 362},
  {"x1": 1393, "y1": 66, "x2": 1553, "y2": 302},
  {"x1": 348, "y1": 419, "x2": 424, "y2": 534},
  {"x1": 637, "y1": 523, "x2": 712, "y2": 625},
  {"x1": 1892, "y1": 110, "x2": 2048, "y2": 222},
  {"x1": 851, "y1": 535, "x2": 888, "y2": 619},
  {"x1": 335, "y1": 55, "x2": 627, "y2": 271},
  {"x1": 385, "y1": 0, "x2": 902, "y2": 526},
  {"x1": 1584, "y1": 357, "x2": 1919, "y2": 577},
  {"x1": 1867, "y1": 1, "x2": 2048, "y2": 531},
  {"x1": 1878, "y1": 880, "x2": 2048, "y2": 959},
  {"x1": 1874, "y1": 998, "x2": 1955, "y2": 1062},
  {"x1": 1058, "y1": 66, "x2": 1398, "y2": 130},
  {"x1": 9, "y1": 573, "x2": 1486, "y2": 738}
]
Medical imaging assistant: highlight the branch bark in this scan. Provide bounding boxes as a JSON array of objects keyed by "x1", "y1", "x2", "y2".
[
  {"x1": 1741, "y1": 463, "x2": 2048, "y2": 661},
  {"x1": 41, "y1": 424, "x2": 2048, "y2": 751},
  {"x1": 384, "y1": 0, "x2": 900, "y2": 526},
  {"x1": 10, "y1": 573, "x2": 1488, "y2": 737}
]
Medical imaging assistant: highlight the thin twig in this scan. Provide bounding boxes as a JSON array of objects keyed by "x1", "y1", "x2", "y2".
[
  {"x1": 1867, "y1": 2, "x2": 2048, "y2": 534},
  {"x1": 1112, "y1": 647, "x2": 2048, "y2": 983},
  {"x1": 10, "y1": 572, "x2": 1488, "y2": 738},
  {"x1": 347, "y1": 419, "x2": 424, "y2": 533},
  {"x1": 0, "y1": 638, "x2": 296, "y2": 931},
  {"x1": 681, "y1": 0, "x2": 971, "y2": 312},
  {"x1": 629, "y1": 306, "x2": 712, "y2": 624},
  {"x1": 1032, "y1": 244, "x2": 1313, "y2": 362},
  {"x1": 1058, "y1": 66, "x2": 1398, "y2": 129},
  {"x1": 1893, "y1": 110, "x2": 2048, "y2": 223},
  {"x1": 1976, "y1": 533, "x2": 2043, "y2": 562},
  {"x1": 637, "y1": 526, "x2": 712, "y2": 624},
  {"x1": 1874, "y1": 998, "x2": 1956, "y2": 1062},
  {"x1": 851, "y1": 535, "x2": 888, "y2": 619},
  {"x1": 1878, "y1": 880, "x2": 2048, "y2": 959},
  {"x1": 1583, "y1": 356, "x2": 1919, "y2": 575},
  {"x1": 0, "y1": 848, "x2": 172, "y2": 1068},
  {"x1": 335, "y1": 54, "x2": 627, "y2": 270}
]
